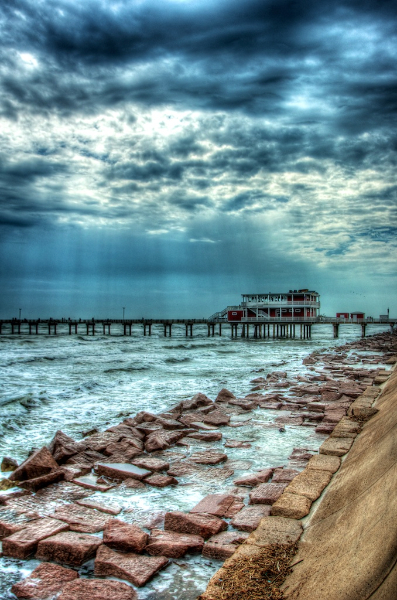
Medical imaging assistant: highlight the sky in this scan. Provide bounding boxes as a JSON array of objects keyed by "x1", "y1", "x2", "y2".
[{"x1": 0, "y1": 0, "x2": 396, "y2": 319}]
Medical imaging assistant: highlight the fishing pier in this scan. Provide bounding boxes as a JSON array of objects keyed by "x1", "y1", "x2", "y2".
[
  {"x1": 2, "y1": 287, "x2": 394, "y2": 339},
  {"x1": 0, "y1": 317, "x2": 395, "y2": 339}
]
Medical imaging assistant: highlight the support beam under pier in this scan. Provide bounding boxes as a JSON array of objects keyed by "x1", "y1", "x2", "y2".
[
  {"x1": 163, "y1": 323, "x2": 172, "y2": 337},
  {"x1": 207, "y1": 323, "x2": 215, "y2": 337},
  {"x1": 123, "y1": 323, "x2": 132, "y2": 336}
]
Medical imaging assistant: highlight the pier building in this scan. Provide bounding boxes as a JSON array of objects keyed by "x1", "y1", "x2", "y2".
[{"x1": 209, "y1": 289, "x2": 320, "y2": 322}]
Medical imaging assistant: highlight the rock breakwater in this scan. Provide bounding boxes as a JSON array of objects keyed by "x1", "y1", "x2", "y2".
[{"x1": 198, "y1": 330, "x2": 397, "y2": 600}]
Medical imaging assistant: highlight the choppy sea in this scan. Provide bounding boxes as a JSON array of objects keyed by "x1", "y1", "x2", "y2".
[{"x1": 0, "y1": 323, "x2": 391, "y2": 598}]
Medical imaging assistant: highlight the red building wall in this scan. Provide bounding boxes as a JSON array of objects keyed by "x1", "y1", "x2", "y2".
[{"x1": 228, "y1": 310, "x2": 244, "y2": 321}]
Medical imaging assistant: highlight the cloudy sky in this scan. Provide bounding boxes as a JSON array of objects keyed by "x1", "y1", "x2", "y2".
[{"x1": 0, "y1": 0, "x2": 396, "y2": 318}]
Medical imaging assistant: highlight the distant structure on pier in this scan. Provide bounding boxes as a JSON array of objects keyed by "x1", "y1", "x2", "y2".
[
  {"x1": 210, "y1": 289, "x2": 320, "y2": 322},
  {"x1": 336, "y1": 311, "x2": 365, "y2": 321}
]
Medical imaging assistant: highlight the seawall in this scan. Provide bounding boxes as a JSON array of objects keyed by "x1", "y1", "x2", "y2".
[
  {"x1": 199, "y1": 346, "x2": 397, "y2": 600},
  {"x1": 281, "y1": 361, "x2": 397, "y2": 600}
]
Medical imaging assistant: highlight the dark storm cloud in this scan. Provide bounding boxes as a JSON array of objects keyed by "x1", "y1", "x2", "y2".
[
  {"x1": 224, "y1": 190, "x2": 287, "y2": 213},
  {"x1": 168, "y1": 191, "x2": 212, "y2": 212},
  {"x1": 0, "y1": 0, "x2": 396, "y2": 128},
  {"x1": 5, "y1": 0, "x2": 395, "y2": 65},
  {"x1": 168, "y1": 136, "x2": 206, "y2": 159},
  {"x1": 0, "y1": 212, "x2": 39, "y2": 228},
  {"x1": 0, "y1": 155, "x2": 68, "y2": 183},
  {"x1": 1, "y1": 0, "x2": 396, "y2": 222},
  {"x1": 359, "y1": 226, "x2": 397, "y2": 243},
  {"x1": 0, "y1": 154, "x2": 70, "y2": 227}
]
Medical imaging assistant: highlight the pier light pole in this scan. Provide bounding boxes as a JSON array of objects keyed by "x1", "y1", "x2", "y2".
[{"x1": 122, "y1": 307, "x2": 125, "y2": 321}]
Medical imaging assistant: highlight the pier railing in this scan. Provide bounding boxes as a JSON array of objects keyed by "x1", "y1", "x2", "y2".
[
  {"x1": 242, "y1": 316, "x2": 318, "y2": 322},
  {"x1": 241, "y1": 301, "x2": 321, "y2": 307}
]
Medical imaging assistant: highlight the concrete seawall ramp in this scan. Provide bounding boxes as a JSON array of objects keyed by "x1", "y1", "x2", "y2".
[{"x1": 281, "y1": 365, "x2": 397, "y2": 600}]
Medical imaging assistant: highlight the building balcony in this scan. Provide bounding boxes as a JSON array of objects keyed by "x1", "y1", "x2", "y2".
[
  {"x1": 241, "y1": 316, "x2": 318, "y2": 322},
  {"x1": 241, "y1": 301, "x2": 320, "y2": 308}
]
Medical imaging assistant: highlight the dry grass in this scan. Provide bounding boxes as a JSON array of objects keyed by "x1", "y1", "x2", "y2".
[{"x1": 205, "y1": 543, "x2": 299, "y2": 600}]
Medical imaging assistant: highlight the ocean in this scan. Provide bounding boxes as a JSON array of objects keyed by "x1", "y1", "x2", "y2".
[{"x1": 0, "y1": 323, "x2": 391, "y2": 598}]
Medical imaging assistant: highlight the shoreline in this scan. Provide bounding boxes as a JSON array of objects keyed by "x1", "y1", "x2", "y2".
[
  {"x1": 0, "y1": 330, "x2": 395, "y2": 599},
  {"x1": 199, "y1": 331, "x2": 397, "y2": 600}
]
